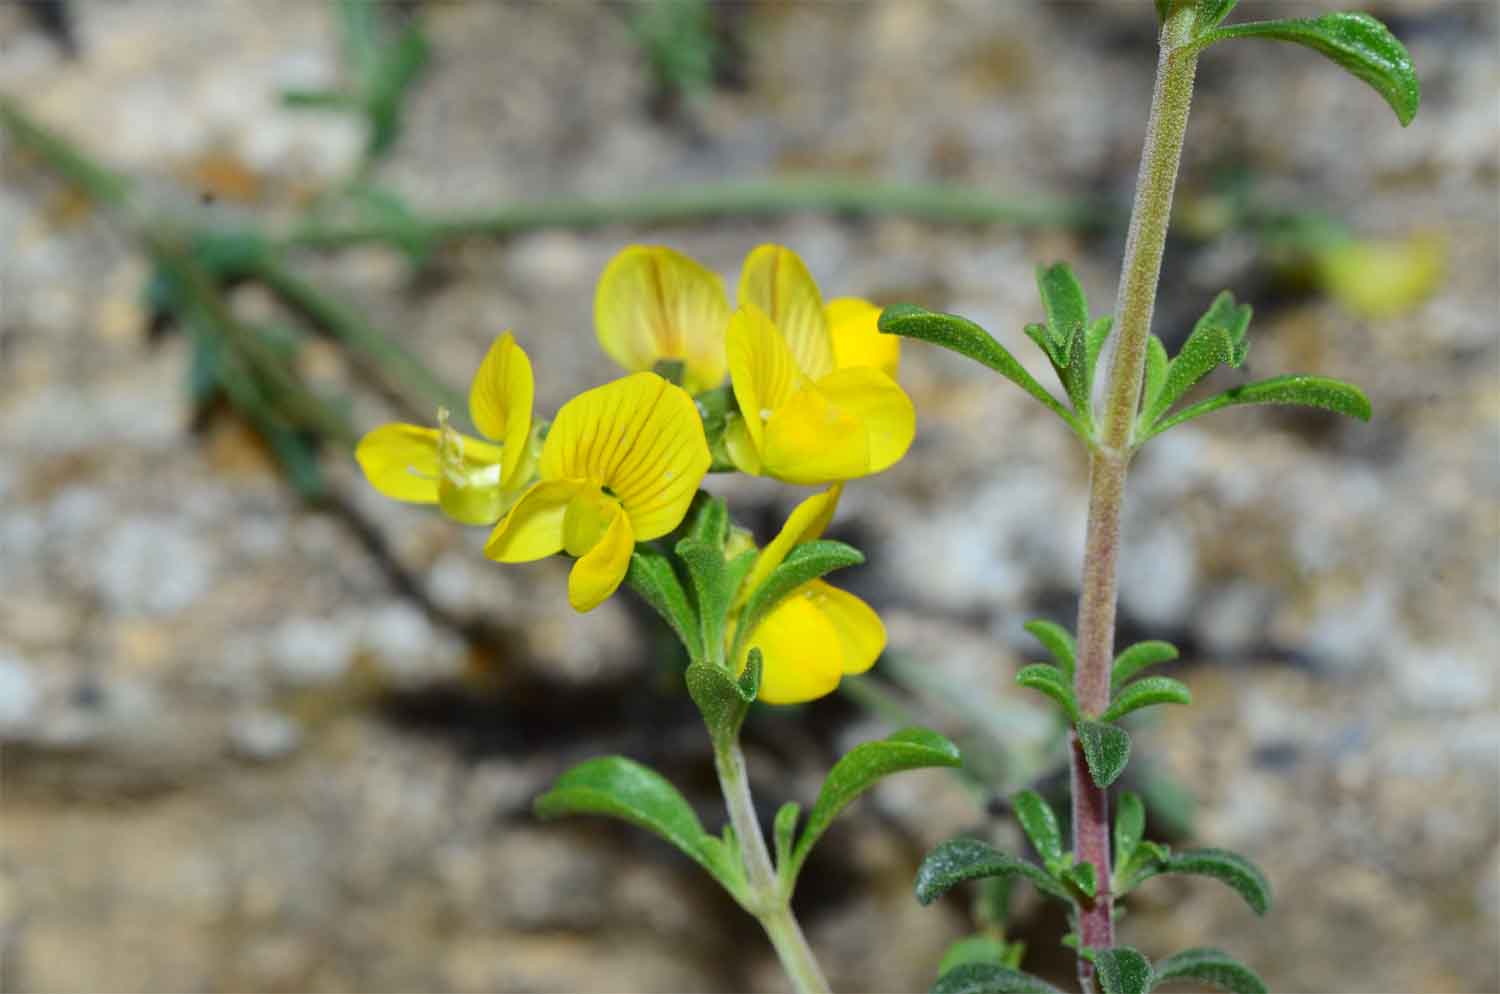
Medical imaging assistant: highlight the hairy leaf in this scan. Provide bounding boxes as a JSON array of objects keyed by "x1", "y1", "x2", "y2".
[
  {"x1": 1130, "y1": 847, "x2": 1272, "y2": 915},
  {"x1": 1146, "y1": 373, "x2": 1372, "y2": 440},
  {"x1": 685, "y1": 651, "x2": 760, "y2": 751},
  {"x1": 1095, "y1": 947, "x2": 1154, "y2": 994},
  {"x1": 1114, "y1": 791, "x2": 1147, "y2": 873},
  {"x1": 1142, "y1": 291, "x2": 1251, "y2": 428},
  {"x1": 1086, "y1": 316, "x2": 1113, "y2": 393},
  {"x1": 1101, "y1": 676, "x2": 1192, "y2": 723},
  {"x1": 1016, "y1": 664, "x2": 1080, "y2": 724},
  {"x1": 932, "y1": 962, "x2": 1063, "y2": 994},
  {"x1": 1077, "y1": 719, "x2": 1131, "y2": 788},
  {"x1": 915, "y1": 837, "x2": 1072, "y2": 906},
  {"x1": 1111, "y1": 641, "x2": 1180, "y2": 692},
  {"x1": 938, "y1": 936, "x2": 1018, "y2": 976},
  {"x1": 1023, "y1": 619, "x2": 1078, "y2": 681},
  {"x1": 1011, "y1": 789, "x2": 1064, "y2": 865},
  {"x1": 1063, "y1": 860, "x2": 1097, "y2": 899},
  {"x1": 1152, "y1": 948, "x2": 1268, "y2": 993},
  {"x1": 1140, "y1": 335, "x2": 1169, "y2": 420},
  {"x1": 773, "y1": 800, "x2": 800, "y2": 881},
  {"x1": 625, "y1": 546, "x2": 700, "y2": 659}
]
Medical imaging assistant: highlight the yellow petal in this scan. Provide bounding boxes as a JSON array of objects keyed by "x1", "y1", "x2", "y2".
[
  {"x1": 740, "y1": 590, "x2": 844, "y2": 705},
  {"x1": 726, "y1": 303, "x2": 806, "y2": 454},
  {"x1": 723, "y1": 413, "x2": 764, "y2": 476},
  {"x1": 567, "y1": 503, "x2": 635, "y2": 612},
  {"x1": 434, "y1": 411, "x2": 509, "y2": 525},
  {"x1": 540, "y1": 372, "x2": 710, "y2": 541},
  {"x1": 812, "y1": 366, "x2": 915, "y2": 474},
  {"x1": 563, "y1": 486, "x2": 618, "y2": 558},
  {"x1": 467, "y1": 332, "x2": 536, "y2": 487},
  {"x1": 738, "y1": 244, "x2": 834, "y2": 379},
  {"x1": 355, "y1": 424, "x2": 441, "y2": 503},
  {"x1": 762, "y1": 385, "x2": 869, "y2": 485},
  {"x1": 739, "y1": 485, "x2": 843, "y2": 606},
  {"x1": 483, "y1": 479, "x2": 582, "y2": 562},
  {"x1": 594, "y1": 246, "x2": 731, "y2": 394},
  {"x1": 805, "y1": 580, "x2": 885, "y2": 675},
  {"x1": 826, "y1": 297, "x2": 900, "y2": 379}
]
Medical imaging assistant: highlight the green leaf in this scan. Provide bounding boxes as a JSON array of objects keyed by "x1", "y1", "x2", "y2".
[
  {"x1": 915, "y1": 837, "x2": 1072, "y2": 906},
  {"x1": 534, "y1": 756, "x2": 743, "y2": 901},
  {"x1": 879, "y1": 305, "x2": 1084, "y2": 436},
  {"x1": 685, "y1": 651, "x2": 760, "y2": 751},
  {"x1": 1016, "y1": 664, "x2": 1079, "y2": 724},
  {"x1": 773, "y1": 800, "x2": 800, "y2": 881},
  {"x1": 732, "y1": 539, "x2": 864, "y2": 665},
  {"x1": 682, "y1": 492, "x2": 729, "y2": 548},
  {"x1": 1036, "y1": 263, "x2": 1089, "y2": 363},
  {"x1": 932, "y1": 962, "x2": 1063, "y2": 994},
  {"x1": 676, "y1": 538, "x2": 755, "y2": 655},
  {"x1": 1095, "y1": 947, "x2": 1154, "y2": 994},
  {"x1": 1141, "y1": 335, "x2": 1169, "y2": 418},
  {"x1": 1085, "y1": 316, "x2": 1113, "y2": 392},
  {"x1": 625, "y1": 546, "x2": 701, "y2": 660},
  {"x1": 1062, "y1": 860, "x2": 1097, "y2": 899},
  {"x1": 1077, "y1": 720, "x2": 1131, "y2": 788},
  {"x1": 1152, "y1": 948, "x2": 1268, "y2": 994},
  {"x1": 1011, "y1": 789, "x2": 1063, "y2": 866},
  {"x1": 1142, "y1": 291, "x2": 1251, "y2": 429},
  {"x1": 938, "y1": 936, "x2": 1018, "y2": 976},
  {"x1": 1141, "y1": 374, "x2": 1372, "y2": 440},
  {"x1": 792, "y1": 728, "x2": 960, "y2": 878},
  {"x1": 1113, "y1": 792, "x2": 1147, "y2": 873},
  {"x1": 1101, "y1": 676, "x2": 1192, "y2": 723},
  {"x1": 1023, "y1": 619, "x2": 1077, "y2": 681},
  {"x1": 1111, "y1": 641, "x2": 1180, "y2": 692},
  {"x1": 1130, "y1": 847, "x2": 1272, "y2": 915},
  {"x1": 1194, "y1": 0, "x2": 1238, "y2": 33},
  {"x1": 1061, "y1": 313, "x2": 1092, "y2": 421},
  {"x1": 1196, "y1": 12, "x2": 1420, "y2": 126}
]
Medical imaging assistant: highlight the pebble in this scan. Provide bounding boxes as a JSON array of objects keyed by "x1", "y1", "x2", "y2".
[
  {"x1": 0, "y1": 654, "x2": 41, "y2": 738},
  {"x1": 228, "y1": 710, "x2": 303, "y2": 763}
]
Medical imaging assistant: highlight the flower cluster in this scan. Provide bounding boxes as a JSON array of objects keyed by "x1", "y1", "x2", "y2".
[{"x1": 356, "y1": 244, "x2": 911, "y2": 702}]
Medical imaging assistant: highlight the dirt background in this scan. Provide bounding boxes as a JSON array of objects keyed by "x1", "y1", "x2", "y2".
[{"x1": 1, "y1": 2, "x2": 1497, "y2": 992}]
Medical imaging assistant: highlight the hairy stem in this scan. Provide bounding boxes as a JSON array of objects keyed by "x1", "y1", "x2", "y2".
[
  {"x1": 1072, "y1": 7, "x2": 1200, "y2": 990},
  {"x1": 714, "y1": 741, "x2": 831, "y2": 994}
]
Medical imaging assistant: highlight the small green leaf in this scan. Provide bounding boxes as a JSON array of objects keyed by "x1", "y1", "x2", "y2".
[
  {"x1": 1023, "y1": 619, "x2": 1077, "y2": 681},
  {"x1": 792, "y1": 728, "x2": 960, "y2": 878},
  {"x1": 1016, "y1": 664, "x2": 1080, "y2": 724},
  {"x1": 1011, "y1": 790, "x2": 1064, "y2": 865},
  {"x1": 1113, "y1": 792, "x2": 1147, "y2": 874},
  {"x1": 938, "y1": 936, "x2": 1015, "y2": 975},
  {"x1": 1141, "y1": 335, "x2": 1169, "y2": 418},
  {"x1": 1194, "y1": 0, "x2": 1238, "y2": 33},
  {"x1": 773, "y1": 800, "x2": 800, "y2": 882},
  {"x1": 1142, "y1": 291, "x2": 1251, "y2": 428},
  {"x1": 683, "y1": 492, "x2": 729, "y2": 548},
  {"x1": 1062, "y1": 860, "x2": 1097, "y2": 899},
  {"x1": 732, "y1": 539, "x2": 863, "y2": 664},
  {"x1": 1085, "y1": 316, "x2": 1113, "y2": 392},
  {"x1": 1077, "y1": 720, "x2": 1131, "y2": 788},
  {"x1": 1152, "y1": 948, "x2": 1268, "y2": 994},
  {"x1": 915, "y1": 837, "x2": 1072, "y2": 906},
  {"x1": 1196, "y1": 12, "x2": 1420, "y2": 126},
  {"x1": 1101, "y1": 676, "x2": 1192, "y2": 723},
  {"x1": 1142, "y1": 374, "x2": 1372, "y2": 440},
  {"x1": 1111, "y1": 641, "x2": 1180, "y2": 692},
  {"x1": 625, "y1": 546, "x2": 700, "y2": 659},
  {"x1": 677, "y1": 538, "x2": 755, "y2": 655},
  {"x1": 1131, "y1": 848, "x2": 1272, "y2": 915},
  {"x1": 1061, "y1": 312, "x2": 1092, "y2": 421},
  {"x1": 1095, "y1": 947, "x2": 1154, "y2": 994},
  {"x1": 879, "y1": 305, "x2": 1085, "y2": 436},
  {"x1": 685, "y1": 651, "x2": 760, "y2": 751},
  {"x1": 534, "y1": 756, "x2": 742, "y2": 900},
  {"x1": 1036, "y1": 263, "x2": 1089, "y2": 362},
  {"x1": 932, "y1": 962, "x2": 1063, "y2": 994}
]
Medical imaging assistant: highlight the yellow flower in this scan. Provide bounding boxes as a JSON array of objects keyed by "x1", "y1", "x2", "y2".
[
  {"x1": 732, "y1": 486, "x2": 885, "y2": 704},
  {"x1": 724, "y1": 245, "x2": 914, "y2": 485},
  {"x1": 595, "y1": 245, "x2": 731, "y2": 394},
  {"x1": 484, "y1": 372, "x2": 712, "y2": 612},
  {"x1": 355, "y1": 332, "x2": 536, "y2": 525}
]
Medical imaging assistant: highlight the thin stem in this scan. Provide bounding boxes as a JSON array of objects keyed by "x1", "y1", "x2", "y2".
[
  {"x1": 1071, "y1": 7, "x2": 1201, "y2": 991},
  {"x1": 714, "y1": 741, "x2": 831, "y2": 994}
]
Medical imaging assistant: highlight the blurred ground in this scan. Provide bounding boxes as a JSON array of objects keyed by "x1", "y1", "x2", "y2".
[{"x1": 1, "y1": 2, "x2": 1497, "y2": 992}]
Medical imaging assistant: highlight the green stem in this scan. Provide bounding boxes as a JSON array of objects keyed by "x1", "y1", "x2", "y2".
[
  {"x1": 713, "y1": 740, "x2": 831, "y2": 994},
  {"x1": 1071, "y1": 7, "x2": 1200, "y2": 991}
]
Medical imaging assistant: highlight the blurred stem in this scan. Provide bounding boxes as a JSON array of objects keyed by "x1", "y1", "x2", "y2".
[
  {"x1": 1071, "y1": 6, "x2": 1200, "y2": 991},
  {"x1": 713, "y1": 740, "x2": 830, "y2": 994}
]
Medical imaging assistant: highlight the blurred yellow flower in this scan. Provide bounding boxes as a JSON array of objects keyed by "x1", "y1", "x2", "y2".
[
  {"x1": 484, "y1": 372, "x2": 711, "y2": 612},
  {"x1": 731, "y1": 486, "x2": 885, "y2": 704},
  {"x1": 1316, "y1": 233, "x2": 1444, "y2": 319},
  {"x1": 595, "y1": 245, "x2": 731, "y2": 394},
  {"x1": 724, "y1": 245, "x2": 913, "y2": 485},
  {"x1": 355, "y1": 332, "x2": 536, "y2": 525}
]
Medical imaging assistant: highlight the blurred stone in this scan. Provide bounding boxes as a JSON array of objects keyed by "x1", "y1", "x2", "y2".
[{"x1": 228, "y1": 709, "x2": 303, "y2": 763}]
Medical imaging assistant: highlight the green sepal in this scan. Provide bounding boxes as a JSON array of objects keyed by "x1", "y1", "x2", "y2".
[
  {"x1": 731, "y1": 539, "x2": 864, "y2": 664},
  {"x1": 938, "y1": 936, "x2": 1025, "y2": 976},
  {"x1": 1113, "y1": 791, "x2": 1147, "y2": 878},
  {"x1": 1101, "y1": 676, "x2": 1192, "y2": 723},
  {"x1": 1085, "y1": 316, "x2": 1113, "y2": 392},
  {"x1": 1077, "y1": 719, "x2": 1131, "y2": 788},
  {"x1": 534, "y1": 755, "x2": 746, "y2": 904},
  {"x1": 685, "y1": 650, "x2": 761, "y2": 752},
  {"x1": 915, "y1": 837, "x2": 1072, "y2": 906},
  {"x1": 1140, "y1": 374, "x2": 1372, "y2": 441},
  {"x1": 1016, "y1": 664, "x2": 1080, "y2": 724},
  {"x1": 879, "y1": 305, "x2": 1086, "y2": 437},
  {"x1": 932, "y1": 963, "x2": 1063, "y2": 994},
  {"x1": 1062, "y1": 860, "x2": 1097, "y2": 900},
  {"x1": 1151, "y1": 948, "x2": 1268, "y2": 994},
  {"x1": 1127, "y1": 847, "x2": 1272, "y2": 915},
  {"x1": 790, "y1": 728, "x2": 959, "y2": 880},
  {"x1": 1094, "y1": 947, "x2": 1154, "y2": 994},
  {"x1": 773, "y1": 800, "x2": 801, "y2": 884},
  {"x1": 1023, "y1": 619, "x2": 1077, "y2": 681},
  {"x1": 1011, "y1": 789, "x2": 1064, "y2": 866},
  {"x1": 1141, "y1": 291, "x2": 1251, "y2": 430},
  {"x1": 1194, "y1": 12, "x2": 1420, "y2": 126},
  {"x1": 625, "y1": 546, "x2": 701, "y2": 660},
  {"x1": 1111, "y1": 641, "x2": 1180, "y2": 692}
]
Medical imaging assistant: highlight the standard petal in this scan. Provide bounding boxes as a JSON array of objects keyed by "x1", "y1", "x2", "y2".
[
  {"x1": 762, "y1": 385, "x2": 869, "y2": 485},
  {"x1": 811, "y1": 366, "x2": 915, "y2": 473},
  {"x1": 567, "y1": 504, "x2": 635, "y2": 612},
  {"x1": 826, "y1": 297, "x2": 900, "y2": 379},
  {"x1": 468, "y1": 333, "x2": 534, "y2": 475},
  {"x1": 355, "y1": 423, "x2": 441, "y2": 503},
  {"x1": 483, "y1": 479, "x2": 581, "y2": 562},
  {"x1": 738, "y1": 244, "x2": 835, "y2": 379},
  {"x1": 739, "y1": 485, "x2": 843, "y2": 606},
  {"x1": 723, "y1": 414, "x2": 764, "y2": 477},
  {"x1": 594, "y1": 246, "x2": 731, "y2": 394},
  {"x1": 740, "y1": 592, "x2": 844, "y2": 705},
  {"x1": 726, "y1": 303, "x2": 805, "y2": 454},
  {"x1": 806, "y1": 580, "x2": 885, "y2": 675}
]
